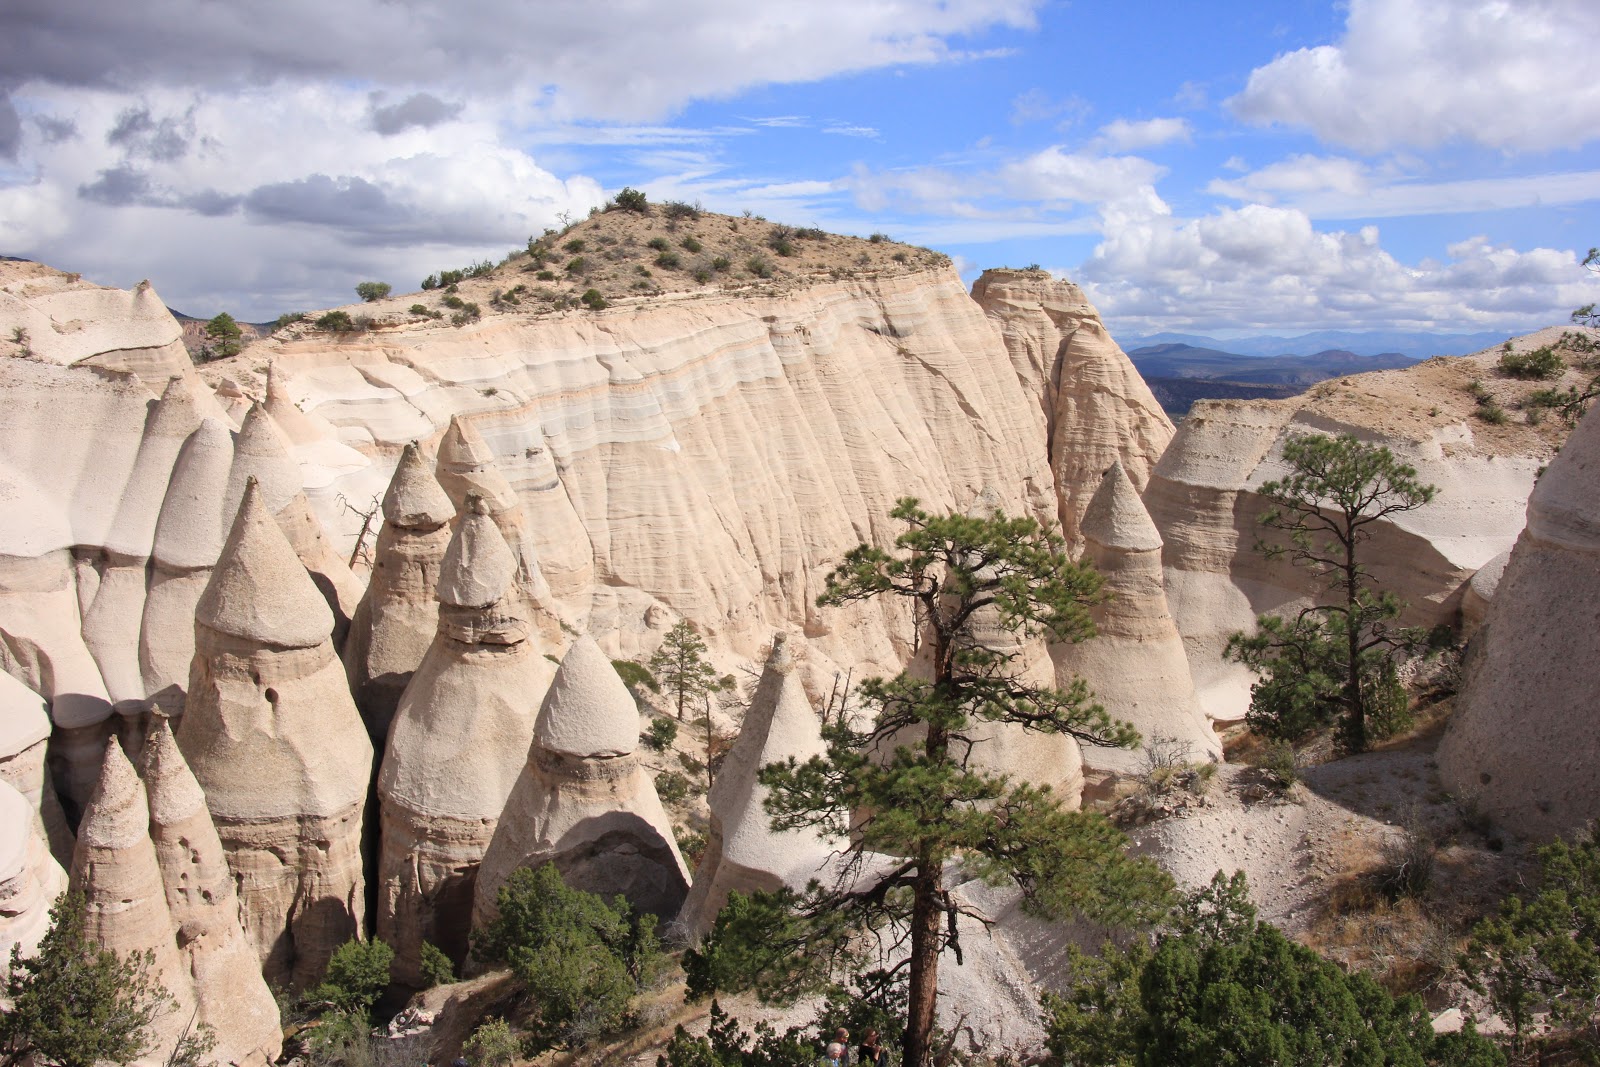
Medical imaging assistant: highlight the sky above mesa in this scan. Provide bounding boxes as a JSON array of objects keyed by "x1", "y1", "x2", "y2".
[{"x1": 3, "y1": 0, "x2": 1599, "y2": 337}]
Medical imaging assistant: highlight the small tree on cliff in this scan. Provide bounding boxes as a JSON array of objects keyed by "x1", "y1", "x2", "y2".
[
  {"x1": 202, "y1": 312, "x2": 241, "y2": 360},
  {"x1": 650, "y1": 620, "x2": 724, "y2": 723},
  {"x1": 685, "y1": 498, "x2": 1173, "y2": 1067},
  {"x1": 1226, "y1": 433, "x2": 1440, "y2": 753}
]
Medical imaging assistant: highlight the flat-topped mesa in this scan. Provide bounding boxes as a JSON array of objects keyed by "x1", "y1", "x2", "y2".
[
  {"x1": 141, "y1": 416, "x2": 235, "y2": 704},
  {"x1": 0, "y1": 779, "x2": 67, "y2": 969},
  {"x1": 1438, "y1": 403, "x2": 1600, "y2": 840},
  {"x1": 473, "y1": 634, "x2": 688, "y2": 932},
  {"x1": 344, "y1": 441, "x2": 457, "y2": 745},
  {"x1": 970, "y1": 269, "x2": 1173, "y2": 552},
  {"x1": 85, "y1": 377, "x2": 205, "y2": 716},
  {"x1": 679, "y1": 633, "x2": 834, "y2": 939},
  {"x1": 177, "y1": 479, "x2": 372, "y2": 990},
  {"x1": 1054, "y1": 462, "x2": 1219, "y2": 776},
  {"x1": 435, "y1": 415, "x2": 563, "y2": 639},
  {"x1": 376, "y1": 496, "x2": 555, "y2": 985},
  {"x1": 142, "y1": 719, "x2": 281, "y2": 1067},
  {"x1": 228, "y1": 403, "x2": 363, "y2": 642},
  {"x1": 69, "y1": 742, "x2": 198, "y2": 1067}
]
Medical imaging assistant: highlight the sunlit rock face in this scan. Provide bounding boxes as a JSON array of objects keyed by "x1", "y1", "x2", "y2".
[
  {"x1": 376, "y1": 497, "x2": 554, "y2": 985},
  {"x1": 473, "y1": 635, "x2": 687, "y2": 931},
  {"x1": 1438, "y1": 402, "x2": 1600, "y2": 841},
  {"x1": 177, "y1": 480, "x2": 372, "y2": 990}
]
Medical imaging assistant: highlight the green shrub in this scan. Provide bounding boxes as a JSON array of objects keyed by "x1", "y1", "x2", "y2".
[
  {"x1": 408, "y1": 303, "x2": 430, "y2": 316},
  {"x1": 563, "y1": 239, "x2": 586, "y2": 253},
  {"x1": 693, "y1": 269, "x2": 712, "y2": 284},
  {"x1": 274, "y1": 311, "x2": 306, "y2": 330},
  {"x1": 794, "y1": 227, "x2": 826, "y2": 240},
  {"x1": 565, "y1": 257, "x2": 587, "y2": 275},
  {"x1": 769, "y1": 238, "x2": 796, "y2": 257},
  {"x1": 612, "y1": 187, "x2": 649, "y2": 213},
  {"x1": 315, "y1": 310, "x2": 357, "y2": 333},
  {"x1": 1257, "y1": 739, "x2": 1299, "y2": 789},
  {"x1": 464, "y1": 1019, "x2": 522, "y2": 1067},
  {"x1": 418, "y1": 941, "x2": 454, "y2": 989},
  {"x1": 1498, "y1": 345, "x2": 1564, "y2": 380},
  {"x1": 421, "y1": 274, "x2": 440, "y2": 290},
  {"x1": 661, "y1": 199, "x2": 701, "y2": 221},
  {"x1": 868, "y1": 232, "x2": 888, "y2": 243},
  {"x1": 580, "y1": 288, "x2": 608, "y2": 311},
  {"x1": 655, "y1": 252, "x2": 681, "y2": 269},
  {"x1": 681, "y1": 236, "x2": 703, "y2": 254},
  {"x1": 304, "y1": 1009, "x2": 372, "y2": 1067},
  {"x1": 643, "y1": 717, "x2": 678, "y2": 752},
  {"x1": 465, "y1": 259, "x2": 496, "y2": 278},
  {"x1": 536, "y1": 270, "x2": 556, "y2": 281},
  {"x1": 473, "y1": 864, "x2": 662, "y2": 1052},
  {"x1": 311, "y1": 938, "x2": 393, "y2": 1017},
  {"x1": 711, "y1": 256, "x2": 731, "y2": 271},
  {"x1": 443, "y1": 295, "x2": 465, "y2": 310},
  {"x1": 450, "y1": 303, "x2": 481, "y2": 326},
  {"x1": 613, "y1": 660, "x2": 659, "y2": 693},
  {"x1": 355, "y1": 281, "x2": 391, "y2": 303},
  {"x1": 745, "y1": 256, "x2": 773, "y2": 279},
  {"x1": 655, "y1": 769, "x2": 691, "y2": 804},
  {"x1": 1476, "y1": 400, "x2": 1508, "y2": 424},
  {"x1": 647, "y1": 236, "x2": 670, "y2": 251},
  {"x1": 891, "y1": 251, "x2": 909, "y2": 264}
]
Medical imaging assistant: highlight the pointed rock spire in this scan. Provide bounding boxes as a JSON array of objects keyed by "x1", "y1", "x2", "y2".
[
  {"x1": 148, "y1": 376, "x2": 204, "y2": 443},
  {"x1": 1081, "y1": 460, "x2": 1162, "y2": 554},
  {"x1": 384, "y1": 441, "x2": 455, "y2": 529},
  {"x1": 264, "y1": 362, "x2": 325, "y2": 445},
  {"x1": 225, "y1": 402, "x2": 301, "y2": 518},
  {"x1": 534, "y1": 634, "x2": 639, "y2": 759},
  {"x1": 438, "y1": 495, "x2": 519, "y2": 610},
  {"x1": 197, "y1": 478, "x2": 334, "y2": 647},
  {"x1": 76, "y1": 739, "x2": 149, "y2": 850},
  {"x1": 436, "y1": 415, "x2": 517, "y2": 513},
  {"x1": 151, "y1": 417, "x2": 235, "y2": 570}
]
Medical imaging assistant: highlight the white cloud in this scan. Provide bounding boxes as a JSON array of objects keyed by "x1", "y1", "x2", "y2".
[
  {"x1": 1077, "y1": 204, "x2": 1600, "y2": 332},
  {"x1": 1095, "y1": 117, "x2": 1191, "y2": 152},
  {"x1": 1230, "y1": 0, "x2": 1600, "y2": 152}
]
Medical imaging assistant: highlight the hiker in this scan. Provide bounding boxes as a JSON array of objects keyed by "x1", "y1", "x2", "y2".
[{"x1": 858, "y1": 1029, "x2": 889, "y2": 1067}]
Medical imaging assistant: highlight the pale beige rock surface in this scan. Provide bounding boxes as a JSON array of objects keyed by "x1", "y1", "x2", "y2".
[
  {"x1": 970, "y1": 269, "x2": 1173, "y2": 549},
  {"x1": 1437, "y1": 402, "x2": 1600, "y2": 840},
  {"x1": 1054, "y1": 462, "x2": 1218, "y2": 774},
  {"x1": 0, "y1": 779, "x2": 67, "y2": 971},
  {"x1": 474, "y1": 635, "x2": 688, "y2": 928},
  {"x1": 142, "y1": 719, "x2": 281, "y2": 1067},
  {"x1": 178, "y1": 481, "x2": 372, "y2": 988},
  {"x1": 68, "y1": 742, "x2": 198, "y2": 1066},
  {"x1": 376, "y1": 501, "x2": 554, "y2": 984},
  {"x1": 344, "y1": 441, "x2": 456, "y2": 744},
  {"x1": 679, "y1": 633, "x2": 834, "y2": 939}
]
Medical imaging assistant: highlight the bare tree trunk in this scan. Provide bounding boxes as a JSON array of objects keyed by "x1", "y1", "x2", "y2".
[
  {"x1": 903, "y1": 863, "x2": 942, "y2": 1067},
  {"x1": 1343, "y1": 526, "x2": 1365, "y2": 752}
]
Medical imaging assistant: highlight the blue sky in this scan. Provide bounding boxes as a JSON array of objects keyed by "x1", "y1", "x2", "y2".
[{"x1": 3, "y1": 0, "x2": 1598, "y2": 337}]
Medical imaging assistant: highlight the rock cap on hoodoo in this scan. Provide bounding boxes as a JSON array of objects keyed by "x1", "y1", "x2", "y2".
[
  {"x1": 383, "y1": 442, "x2": 454, "y2": 528},
  {"x1": 226, "y1": 403, "x2": 301, "y2": 518},
  {"x1": 437, "y1": 495, "x2": 518, "y2": 609},
  {"x1": 534, "y1": 634, "x2": 639, "y2": 759},
  {"x1": 148, "y1": 376, "x2": 204, "y2": 441},
  {"x1": 141, "y1": 717, "x2": 208, "y2": 828},
  {"x1": 439, "y1": 414, "x2": 497, "y2": 468},
  {"x1": 436, "y1": 415, "x2": 517, "y2": 512},
  {"x1": 77, "y1": 742, "x2": 148, "y2": 850},
  {"x1": 1081, "y1": 460, "x2": 1162, "y2": 554},
  {"x1": 197, "y1": 478, "x2": 334, "y2": 647}
]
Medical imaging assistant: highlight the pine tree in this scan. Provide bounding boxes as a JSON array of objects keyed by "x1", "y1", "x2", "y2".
[
  {"x1": 686, "y1": 498, "x2": 1173, "y2": 1067},
  {"x1": 202, "y1": 312, "x2": 241, "y2": 360},
  {"x1": 650, "y1": 620, "x2": 724, "y2": 723},
  {"x1": 1226, "y1": 433, "x2": 1441, "y2": 753}
]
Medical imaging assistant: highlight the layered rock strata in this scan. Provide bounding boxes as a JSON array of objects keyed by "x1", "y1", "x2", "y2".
[
  {"x1": 68, "y1": 742, "x2": 198, "y2": 1065},
  {"x1": 143, "y1": 719, "x2": 282, "y2": 1067},
  {"x1": 177, "y1": 479, "x2": 372, "y2": 988},
  {"x1": 679, "y1": 633, "x2": 833, "y2": 939},
  {"x1": 376, "y1": 496, "x2": 555, "y2": 984},
  {"x1": 1437, "y1": 404, "x2": 1600, "y2": 840},
  {"x1": 345, "y1": 441, "x2": 457, "y2": 746},
  {"x1": 970, "y1": 269, "x2": 1174, "y2": 548},
  {"x1": 474, "y1": 634, "x2": 688, "y2": 928},
  {"x1": 1052, "y1": 462, "x2": 1218, "y2": 774}
]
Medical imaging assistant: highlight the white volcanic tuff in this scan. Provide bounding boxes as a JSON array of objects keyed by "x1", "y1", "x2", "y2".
[
  {"x1": 0, "y1": 779, "x2": 66, "y2": 967},
  {"x1": 69, "y1": 742, "x2": 199, "y2": 1067},
  {"x1": 474, "y1": 634, "x2": 688, "y2": 927},
  {"x1": 969, "y1": 269, "x2": 1174, "y2": 549},
  {"x1": 1438, "y1": 403, "x2": 1600, "y2": 841},
  {"x1": 376, "y1": 501, "x2": 554, "y2": 984},
  {"x1": 1054, "y1": 462, "x2": 1219, "y2": 774},
  {"x1": 178, "y1": 480, "x2": 372, "y2": 989},
  {"x1": 0, "y1": 273, "x2": 192, "y2": 382},
  {"x1": 679, "y1": 633, "x2": 834, "y2": 939},
  {"x1": 0, "y1": 668, "x2": 72, "y2": 856},
  {"x1": 142, "y1": 719, "x2": 282, "y2": 1067},
  {"x1": 268, "y1": 268, "x2": 1058, "y2": 667}
]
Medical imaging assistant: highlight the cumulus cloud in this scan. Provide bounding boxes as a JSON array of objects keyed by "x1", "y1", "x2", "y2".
[
  {"x1": 1230, "y1": 0, "x2": 1600, "y2": 152},
  {"x1": 0, "y1": 94, "x2": 20, "y2": 158},
  {"x1": 368, "y1": 92, "x2": 462, "y2": 135},
  {"x1": 1077, "y1": 204, "x2": 1600, "y2": 332},
  {"x1": 1095, "y1": 117, "x2": 1191, "y2": 152}
]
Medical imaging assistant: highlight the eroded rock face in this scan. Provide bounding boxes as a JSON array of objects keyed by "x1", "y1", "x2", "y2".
[
  {"x1": 69, "y1": 742, "x2": 198, "y2": 1066},
  {"x1": 143, "y1": 719, "x2": 281, "y2": 1067},
  {"x1": 177, "y1": 479, "x2": 372, "y2": 989},
  {"x1": 970, "y1": 269, "x2": 1174, "y2": 549},
  {"x1": 345, "y1": 441, "x2": 456, "y2": 745},
  {"x1": 473, "y1": 635, "x2": 687, "y2": 931},
  {"x1": 376, "y1": 497, "x2": 554, "y2": 985},
  {"x1": 0, "y1": 779, "x2": 67, "y2": 970},
  {"x1": 1052, "y1": 462, "x2": 1218, "y2": 774},
  {"x1": 678, "y1": 633, "x2": 834, "y2": 940},
  {"x1": 1438, "y1": 403, "x2": 1600, "y2": 840}
]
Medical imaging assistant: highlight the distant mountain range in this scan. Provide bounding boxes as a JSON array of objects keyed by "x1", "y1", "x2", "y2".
[
  {"x1": 1120, "y1": 329, "x2": 1509, "y2": 360},
  {"x1": 1126, "y1": 342, "x2": 1422, "y2": 418}
]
